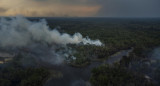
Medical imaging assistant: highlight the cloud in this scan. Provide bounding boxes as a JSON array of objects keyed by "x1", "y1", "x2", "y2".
[
  {"x1": 3, "y1": 5, "x2": 100, "y2": 17},
  {"x1": 0, "y1": 7, "x2": 7, "y2": 13},
  {"x1": 97, "y1": 0, "x2": 160, "y2": 17},
  {"x1": 0, "y1": 0, "x2": 100, "y2": 17},
  {"x1": 0, "y1": 0, "x2": 160, "y2": 17}
]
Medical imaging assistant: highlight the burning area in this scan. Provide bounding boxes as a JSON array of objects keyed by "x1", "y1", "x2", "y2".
[{"x1": 0, "y1": 16, "x2": 103, "y2": 65}]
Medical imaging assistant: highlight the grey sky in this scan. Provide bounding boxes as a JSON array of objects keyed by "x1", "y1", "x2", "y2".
[{"x1": 0, "y1": 0, "x2": 160, "y2": 17}]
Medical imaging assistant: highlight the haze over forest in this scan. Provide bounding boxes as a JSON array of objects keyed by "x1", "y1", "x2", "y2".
[{"x1": 1, "y1": 0, "x2": 160, "y2": 86}]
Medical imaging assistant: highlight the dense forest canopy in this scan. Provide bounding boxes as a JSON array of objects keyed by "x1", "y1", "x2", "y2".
[{"x1": 1, "y1": 18, "x2": 160, "y2": 86}]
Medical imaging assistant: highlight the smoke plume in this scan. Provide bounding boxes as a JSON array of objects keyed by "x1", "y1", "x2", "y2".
[
  {"x1": 0, "y1": 16, "x2": 103, "y2": 65},
  {"x1": 0, "y1": 16, "x2": 102, "y2": 47}
]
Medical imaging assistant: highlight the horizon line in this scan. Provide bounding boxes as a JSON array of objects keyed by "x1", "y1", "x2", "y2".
[{"x1": 1, "y1": 16, "x2": 160, "y2": 19}]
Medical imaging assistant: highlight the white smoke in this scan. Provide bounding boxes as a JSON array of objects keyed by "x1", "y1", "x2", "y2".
[
  {"x1": 0, "y1": 16, "x2": 103, "y2": 65},
  {"x1": 0, "y1": 16, "x2": 102, "y2": 47}
]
